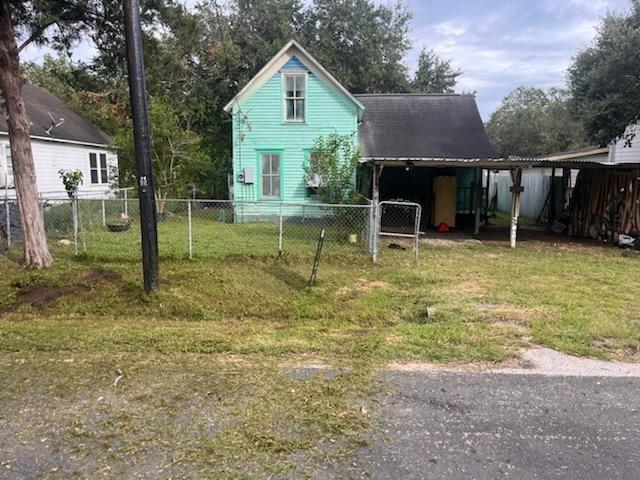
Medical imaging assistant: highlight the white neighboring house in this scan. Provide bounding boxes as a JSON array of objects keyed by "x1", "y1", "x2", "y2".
[{"x1": 0, "y1": 84, "x2": 117, "y2": 199}]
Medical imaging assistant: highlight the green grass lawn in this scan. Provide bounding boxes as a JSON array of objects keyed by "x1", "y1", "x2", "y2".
[{"x1": 1, "y1": 221, "x2": 639, "y2": 477}]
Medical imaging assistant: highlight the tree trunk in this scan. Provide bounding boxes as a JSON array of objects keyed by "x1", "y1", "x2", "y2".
[{"x1": 0, "y1": 2, "x2": 53, "y2": 268}]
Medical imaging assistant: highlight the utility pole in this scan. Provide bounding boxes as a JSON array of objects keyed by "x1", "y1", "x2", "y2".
[{"x1": 123, "y1": 0, "x2": 159, "y2": 292}]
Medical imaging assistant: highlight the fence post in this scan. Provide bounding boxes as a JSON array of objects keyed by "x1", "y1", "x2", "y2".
[
  {"x1": 414, "y1": 205, "x2": 422, "y2": 264},
  {"x1": 124, "y1": 188, "x2": 129, "y2": 217},
  {"x1": 101, "y1": 199, "x2": 106, "y2": 226},
  {"x1": 372, "y1": 201, "x2": 379, "y2": 263},
  {"x1": 72, "y1": 194, "x2": 79, "y2": 256},
  {"x1": 278, "y1": 202, "x2": 284, "y2": 256},
  {"x1": 4, "y1": 174, "x2": 10, "y2": 249},
  {"x1": 188, "y1": 199, "x2": 193, "y2": 259}
]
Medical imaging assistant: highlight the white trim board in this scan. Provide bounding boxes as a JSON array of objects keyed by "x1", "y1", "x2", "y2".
[
  {"x1": 0, "y1": 131, "x2": 111, "y2": 149},
  {"x1": 223, "y1": 39, "x2": 365, "y2": 118}
]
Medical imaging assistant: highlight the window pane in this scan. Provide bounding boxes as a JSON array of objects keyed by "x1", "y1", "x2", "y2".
[
  {"x1": 272, "y1": 176, "x2": 280, "y2": 197},
  {"x1": 91, "y1": 170, "x2": 99, "y2": 184},
  {"x1": 5, "y1": 146, "x2": 12, "y2": 176},
  {"x1": 294, "y1": 75, "x2": 305, "y2": 97},
  {"x1": 295, "y1": 99, "x2": 305, "y2": 120},
  {"x1": 262, "y1": 154, "x2": 271, "y2": 174},
  {"x1": 271, "y1": 154, "x2": 280, "y2": 173},
  {"x1": 100, "y1": 153, "x2": 107, "y2": 169},
  {"x1": 262, "y1": 176, "x2": 271, "y2": 196},
  {"x1": 101, "y1": 169, "x2": 108, "y2": 184},
  {"x1": 286, "y1": 99, "x2": 294, "y2": 120},
  {"x1": 89, "y1": 153, "x2": 97, "y2": 169},
  {"x1": 286, "y1": 76, "x2": 295, "y2": 97}
]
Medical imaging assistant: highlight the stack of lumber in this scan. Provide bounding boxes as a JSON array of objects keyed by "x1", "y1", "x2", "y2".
[{"x1": 568, "y1": 169, "x2": 640, "y2": 237}]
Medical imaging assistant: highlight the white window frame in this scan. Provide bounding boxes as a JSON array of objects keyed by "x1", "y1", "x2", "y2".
[
  {"x1": 89, "y1": 151, "x2": 109, "y2": 185},
  {"x1": 260, "y1": 152, "x2": 282, "y2": 198},
  {"x1": 0, "y1": 142, "x2": 13, "y2": 188},
  {"x1": 283, "y1": 72, "x2": 307, "y2": 123}
]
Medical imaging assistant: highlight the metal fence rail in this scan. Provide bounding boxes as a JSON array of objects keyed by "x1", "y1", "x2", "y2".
[
  {"x1": 1, "y1": 198, "x2": 374, "y2": 263},
  {"x1": 2, "y1": 197, "x2": 424, "y2": 265}
]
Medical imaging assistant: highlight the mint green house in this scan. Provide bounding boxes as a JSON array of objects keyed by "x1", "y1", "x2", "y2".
[
  {"x1": 224, "y1": 40, "x2": 365, "y2": 211},
  {"x1": 224, "y1": 40, "x2": 498, "y2": 229}
]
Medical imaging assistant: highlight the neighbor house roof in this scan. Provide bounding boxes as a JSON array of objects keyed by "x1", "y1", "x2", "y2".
[
  {"x1": 355, "y1": 94, "x2": 498, "y2": 161},
  {"x1": 223, "y1": 39, "x2": 366, "y2": 117},
  {"x1": 0, "y1": 84, "x2": 111, "y2": 146}
]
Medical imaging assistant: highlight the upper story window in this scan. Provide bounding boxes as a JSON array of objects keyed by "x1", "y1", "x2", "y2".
[
  {"x1": 284, "y1": 73, "x2": 305, "y2": 122},
  {"x1": 90, "y1": 152, "x2": 108, "y2": 184}
]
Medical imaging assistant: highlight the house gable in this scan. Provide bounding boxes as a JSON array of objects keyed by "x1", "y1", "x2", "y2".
[{"x1": 223, "y1": 40, "x2": 364, "y2": 117}]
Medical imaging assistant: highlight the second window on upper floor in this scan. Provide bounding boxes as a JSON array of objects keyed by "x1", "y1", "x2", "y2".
[{"x1": 284, "y1": 73, "x2": 305, "y2": 123}]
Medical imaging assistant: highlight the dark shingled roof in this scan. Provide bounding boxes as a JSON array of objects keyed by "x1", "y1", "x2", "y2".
[
  {"x1": 355, "y1": 94, "x2": 498, "y2": 159},
  {"x1": 0, "y1": 84, "x2": 110, "y2": 145}
]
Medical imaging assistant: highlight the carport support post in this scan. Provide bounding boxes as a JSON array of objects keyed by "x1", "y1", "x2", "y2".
[
  {"x1": 547, "y1": 167, "x2": 556, "y2": 230},
  {"x1": 474, "y1": 168, "x2": 482, "y2": 235},
  {"x1": 510, "y1": 167, "x2": 523, "y2": 248}
]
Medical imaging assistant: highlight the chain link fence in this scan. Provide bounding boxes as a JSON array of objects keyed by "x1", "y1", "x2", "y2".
[{"x1": 2, "y1": 197, "x2": 423, "y2": 265}]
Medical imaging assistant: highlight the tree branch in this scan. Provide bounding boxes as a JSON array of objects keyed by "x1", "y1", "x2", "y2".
[{"x1": 17, "y1": 22, "x2": 57, "y2": 54}]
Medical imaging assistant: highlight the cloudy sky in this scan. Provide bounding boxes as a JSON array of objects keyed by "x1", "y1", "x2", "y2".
[
  {"x1": 21, "y1": 0, "x2": 631, "y2": 120},
  {"x1": 402, "y1": 0, "x2": 630, "y2": 119}
]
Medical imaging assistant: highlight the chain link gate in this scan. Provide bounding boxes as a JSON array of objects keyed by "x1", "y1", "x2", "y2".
[{"x1": 373, "y1": 200, "x2": 422, "y2": 263}]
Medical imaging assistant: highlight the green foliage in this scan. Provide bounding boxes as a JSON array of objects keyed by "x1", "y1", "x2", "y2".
[
  {"x1": 305, "y1": 133, "x2": 361, "y2": 204},
  {"x1": 58, "y1": 169, "x2": 83, "y2": 197},
  {"x1": 112, "y1": 98, "x2": 207, "y2": 211},
  {"x1": 568, "y1": 0, "x2": 640, "y2": 146},
  {"x1": 298, "y1": 0, "x2": 413, "y2": 93},
  {"x1": 411, "y1": 48, "x2": 461, "y2": 93},
  {"x1": 486, "y1": 87, "x2": 587, "y2": 157},
  {"x1": 15, "y1": 0, "x2": 428, "y2": 198}
]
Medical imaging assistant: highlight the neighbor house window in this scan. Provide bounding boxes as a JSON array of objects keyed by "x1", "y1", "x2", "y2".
[
  {"x1": 3, "y1": 144, "x2": 12, "y2": 185},
  {"x1": 90, "y1": 152, "x2": 108, "y2": 184},
  {"x1": 261, "y1": 152, "x2": 281, "y2": 197},
  {"x1": 284, "y1": 73, "x2": 305, "y2": 122}
]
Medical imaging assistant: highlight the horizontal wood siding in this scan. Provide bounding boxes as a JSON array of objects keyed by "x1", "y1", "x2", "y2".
[
  {"x1": 610, "y1": 124, "x2": 640, "y2": 164},
  {"x1": 0, "y1": 135, "x2": 117, "y2": 198},
  {"x1": 231, "y1": 66, "x2": 358, "y2": 206}
]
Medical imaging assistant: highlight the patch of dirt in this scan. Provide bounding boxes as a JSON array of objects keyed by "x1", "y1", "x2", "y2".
[
  {"x1": 475, "y1": 303, "x2": 545, "y2": 325},
  {"x1": 80, "y1": 269, "x2": 121, "y2": 283},
  {"x1": 337, "y1": 278, "x2": 388, "y2": 299},
  {"x1": 388, "y1": 348, "x2": 640, "y2": 377},
  {"x1": 8, "y1": 269, "x2": 121, "y2": 311},
  {"x1": 16, "y1": 285, "x2": 79, "y2": 310},
  {"x1": 388, "y1": 356, "x2": 530, "y2": 373},
  {"x1": 454, "y1": 280, "x2": 486, "y2": 295}
]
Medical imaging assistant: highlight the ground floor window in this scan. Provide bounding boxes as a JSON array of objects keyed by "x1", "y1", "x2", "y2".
[
  {"x1": 90, "y1": 152, "x2": 108, "y2": 184},
  {"x1": 260, "y1": 152, "x2": 281, "y2": 198}
]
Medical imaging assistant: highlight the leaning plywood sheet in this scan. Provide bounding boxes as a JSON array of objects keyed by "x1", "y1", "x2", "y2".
[{"x1": 433, "y1": 176, "x2": 457, "y2": 228}]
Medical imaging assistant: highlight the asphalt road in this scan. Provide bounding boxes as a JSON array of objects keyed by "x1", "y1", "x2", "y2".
[{"x1": 353, "y1": 371, "x2": 640, "y2": 480}]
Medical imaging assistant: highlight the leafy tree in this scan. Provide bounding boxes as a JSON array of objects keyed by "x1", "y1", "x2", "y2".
[
  {"x1": 22, "y1": 55, "x2": 128, "y2": 136},
  {"x1": 411, "y1": 48, "x2": 460, "y2": 93},
  {"x1": 0, "y1": 1, "x2": 104, "y2": 268},
  {"x1": 568, "y1": 0, "x2": 640, "y2": 146},
  {"x1": 486, "y1": 87, "x2": 587, "y2": 157},
  {"x1": 299, "y1": 0, "x2": 412, "y2": 93},
  {"x1": 113, "y1": 98, "x2": 207, "y2": 213},
  {"x1": 305, "y1": 133, "x2": 360, "y2": 204}
]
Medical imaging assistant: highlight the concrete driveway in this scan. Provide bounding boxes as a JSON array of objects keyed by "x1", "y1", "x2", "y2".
[{"x1": 351, "y1": 353, "x2": 640, "y2": 479}]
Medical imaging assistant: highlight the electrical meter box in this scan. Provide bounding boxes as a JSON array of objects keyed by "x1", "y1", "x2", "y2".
[{"x1": 238, "y1": 166, "x2": 254, "y2": 184}]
